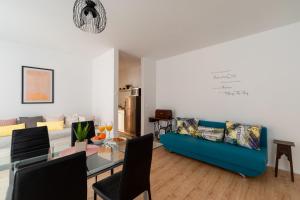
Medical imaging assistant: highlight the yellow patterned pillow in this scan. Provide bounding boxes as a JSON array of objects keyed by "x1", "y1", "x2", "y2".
[
  {"x1": 225, "y1": 121, "x2": 262, "y2": 150},
  {"x1": 176, "y1": 118, "x2": 199, "y2": 136},
  {"x1": 0, "y1": 123, "x2": 25, "y2": 137},
  {"x1": 37, "y1": 121, "x2": 64, "y2": 131}
]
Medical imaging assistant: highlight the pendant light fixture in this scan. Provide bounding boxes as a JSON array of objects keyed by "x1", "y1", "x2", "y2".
[{"x1": 73, "y1": 0, "x2": 107, "y2": 34}]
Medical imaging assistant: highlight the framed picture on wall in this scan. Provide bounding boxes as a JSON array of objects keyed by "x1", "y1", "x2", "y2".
[{"x1": 22, "y1": 66, "x2": 54, "y2": 104}]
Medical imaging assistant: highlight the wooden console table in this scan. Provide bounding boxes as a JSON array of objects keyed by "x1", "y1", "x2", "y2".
[{"x1": 273, "y1": 139, "x2": 295, "y2": 182}]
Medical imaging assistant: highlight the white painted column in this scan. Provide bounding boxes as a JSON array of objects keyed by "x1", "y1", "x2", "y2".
[
  {"x1": 141, "y1": 58, "x2": 156, "y2": 135},
  {"x1": 92, "y1": 48, "x2": 119, "y2": 133}
]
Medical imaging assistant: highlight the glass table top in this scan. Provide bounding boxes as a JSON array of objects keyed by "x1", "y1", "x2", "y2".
[{"x1": 0, "y1": 138, "x2": 126, "y2": 199}]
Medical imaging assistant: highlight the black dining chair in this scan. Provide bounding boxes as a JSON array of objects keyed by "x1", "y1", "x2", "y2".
[
  {"x1": 11, "y1": 126, "x2": 50, "y2": 162},
  {"x1": 71, "y1": 121, "x2": 96, "y2": 146},
  {"x1": 12, "y1": 151, "x2": 87, "y2": 200},
  {"x1": 93, "y1": 134, "x2": 153, "y2": 200}
]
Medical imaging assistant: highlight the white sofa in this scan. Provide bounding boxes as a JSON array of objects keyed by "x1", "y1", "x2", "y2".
[
  {"x1": 0, "y1": 128, "x2": 72, "y2": 163},
  {"x1": 0, "y1": 113, "x2": 96, "y2": 146},
  {"x1": 0, "y1": 128, "x2": 72, "y2": 149},
  {"x1": 0, "y1": 114, "x2": 96, "y2": 162}
]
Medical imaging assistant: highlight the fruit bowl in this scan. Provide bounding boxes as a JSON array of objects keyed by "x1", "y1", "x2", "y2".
[
  {"x1": 91, "y1": 133, "x2": 106, "y2": 145},
  {"x1": 91, "y1": 138, "x2": 105, "y2": 145}
]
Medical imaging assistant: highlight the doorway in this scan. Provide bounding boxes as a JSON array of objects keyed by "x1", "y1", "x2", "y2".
[{"x1": 118, "y1": 51, "x2": 142, "y2": 137}]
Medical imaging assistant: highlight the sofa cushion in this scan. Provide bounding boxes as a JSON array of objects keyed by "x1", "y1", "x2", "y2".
[
  {"x1": 160, "y1": 132, "x2": 267, "y2": 173},
  {"x1": 48, "y1": 128, "x2": 71, "y2": 140},
  {"x1": 0, "y1": 123, "x2": 26, "y2": 137},
  {"x1": 19, "y1": 116, "x2": 44, "y2": 128},
  {"x1": 0, "y1": 118, "x2": 17, "y2": 126},
  {"x1": 0, "y1": 136, "x2": 11, "y2": 149},
  {"x1": 0, "y1": 128, "x2": 71, "y2": 149},
  {"x1": 225, "y1": 121, "x2": 262, "y2": 150},
  {"x1": 44, "y1": 115, "x2": 65, "y2": 122},
  {"x1": 37, "y1": 121, "x2": 64, "y2": 131},
  {"x1": 78, "y1": 115, "x2": 95, "y2": 122},
  {"x1": 176, "y1": 118, "x2": 199, "y2": 136},
  {"x1": 198, "y1": 120, "x2": 267, "y2": 148},
  {"x1": 198, "y1": 120, "x2": 226, "y2": 129},
  {"x1": 198, "y1": 126, "x2": 224, "y2": 142},
  {"x1": 65, "y1": 114, "x2": 79, "y2": 128}
]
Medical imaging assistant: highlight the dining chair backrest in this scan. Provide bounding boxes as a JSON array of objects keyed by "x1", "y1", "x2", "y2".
[
  {"x1": 11, "y1": 126, "x2": 50, "y2": 162},
  {"x1": 12, "y1": 151, "x2": 87, "y2": 200},
  {"x1": 71, "y1": 121, "x2": 96, "y2": 146},
  {"x1": 119, "y1": 134, "x2": 153, "y2": 200}
]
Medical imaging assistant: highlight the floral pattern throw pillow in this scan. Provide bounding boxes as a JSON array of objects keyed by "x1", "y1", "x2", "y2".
[{"x1": 225, "y1": 121, "x2": 262, "y2": 150}]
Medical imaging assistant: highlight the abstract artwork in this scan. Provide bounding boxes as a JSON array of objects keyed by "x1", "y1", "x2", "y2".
[{"x1": 22, "y1": 66, "x2": 54, "y2": 104}]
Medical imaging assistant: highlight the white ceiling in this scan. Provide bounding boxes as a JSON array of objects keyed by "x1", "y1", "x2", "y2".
[{"x1": 0, "y1": 0, "x2": 300, "y2": 60}]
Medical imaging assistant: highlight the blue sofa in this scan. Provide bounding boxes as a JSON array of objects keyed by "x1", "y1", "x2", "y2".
[{"x1": 160, "y1": 120, "x2": 268, "y2": 177}]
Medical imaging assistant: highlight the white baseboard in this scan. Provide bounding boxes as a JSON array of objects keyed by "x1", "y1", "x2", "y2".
[{"x1": 267, "y1": 162, "x2": 299, "y2": 175}]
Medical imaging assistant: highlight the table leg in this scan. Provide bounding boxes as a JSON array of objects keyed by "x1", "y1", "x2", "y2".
[
  {"x1": 288, "y1": 148, "x2": 294, "y2": 182},
  {"x1": 275, "y1": 150, "x2": 279, "y2": 177}
]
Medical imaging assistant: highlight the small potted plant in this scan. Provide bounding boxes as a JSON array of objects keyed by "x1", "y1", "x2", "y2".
[{"x1": 74, "y1": 122, "x2": 90, "y2": 152}]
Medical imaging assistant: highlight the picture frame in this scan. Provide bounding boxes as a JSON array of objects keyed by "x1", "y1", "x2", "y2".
[{"x1": 22, "y1": 66, "x2": 54, "y2": 104}]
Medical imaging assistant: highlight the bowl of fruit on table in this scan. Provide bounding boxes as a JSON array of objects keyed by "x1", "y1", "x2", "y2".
[{"x1": 91, "y1": 133, "x2": 106, "y2": 145}]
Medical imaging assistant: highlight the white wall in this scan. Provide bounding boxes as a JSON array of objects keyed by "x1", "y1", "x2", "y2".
[
  {"x1": 119, "y1": 52, "x2": 141, "y2": 89},
  {"x1": 141, "y1": 58, "x2": 156, "y2": 135},
  {"x1": 92, "y1": 49, "x2": 119, "y2": 130},
  {"x1": 156, "y1": 22, "x2": 300, "y2": 173},
  {"x1": 118, "y1": 52, "x2": 141, "y2": 108},
  {"x1": 0, "y1": 40, "x2": 92, "y2": 118},
  {"x1": 0, "y1": 41, "x2": 120, "y2": 132}
]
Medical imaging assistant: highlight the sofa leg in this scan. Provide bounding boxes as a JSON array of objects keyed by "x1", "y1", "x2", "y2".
[{"x1": 239, "y1": 173, "x2": 246, "y2": 178}]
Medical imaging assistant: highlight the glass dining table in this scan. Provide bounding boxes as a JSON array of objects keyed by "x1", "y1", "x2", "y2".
[{"x1": 0, "y1": 138, "x2": 126, "y2": 200}]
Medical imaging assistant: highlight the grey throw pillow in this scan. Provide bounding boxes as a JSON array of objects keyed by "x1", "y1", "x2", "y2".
[
  {"x1": 19, "y1": 116, "x2": 44, "y2": 128},
  {"x1": 198, "y1": 126, "x2": 225, "y2": 142}
]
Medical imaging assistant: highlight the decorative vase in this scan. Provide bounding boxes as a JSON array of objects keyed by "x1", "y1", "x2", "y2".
[{"x1": 75, "y1": 139, "x2": 87, "y2": 152}]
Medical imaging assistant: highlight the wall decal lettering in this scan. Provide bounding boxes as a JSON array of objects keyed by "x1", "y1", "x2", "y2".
[{"x1": 211, "y1": 69, "x2": 249, "y2": 96}]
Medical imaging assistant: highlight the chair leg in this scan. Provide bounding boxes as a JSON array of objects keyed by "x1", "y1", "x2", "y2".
[
  {"x1": 148, "y1": 189, "x2": 152, "y2": 200},
  {"x1": 111, "y1": 169, "x2": 114, "y2": 175},
  {"x1": 143, "y1": 191, "x2": 148, "y2": 200},
  {"x1": 94, "y1": 176, "x2": 97, "y2": 200}
]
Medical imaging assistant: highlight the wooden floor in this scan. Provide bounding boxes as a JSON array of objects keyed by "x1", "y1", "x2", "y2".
[
  {"x1": 88, "y1": 147, "x2": 300, "y2": 200},
  {"x1": 1, "y1": 147, "x2": 299, "y2": 200}
]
